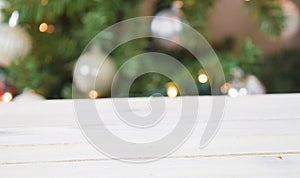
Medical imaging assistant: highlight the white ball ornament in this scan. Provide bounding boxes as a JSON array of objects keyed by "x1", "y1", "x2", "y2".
[
  {"x1": 244, "y1": 75, "x2": 266, "y2": 95},
  {"x1": 0, "y1": 24, "x2": 32, "y2": 67},
  {"x1": 151, "y1": 1, "x2": 184, "y2": 49},
  {"x1": 74, "y1": 46, "x2": 117, "y2": 97},
  {"x1": 13, "y1": 89, "x2": 45, "y2": 102}
]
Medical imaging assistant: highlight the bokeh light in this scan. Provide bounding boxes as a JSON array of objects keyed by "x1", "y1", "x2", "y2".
[
  {"x1": 166, "y1": 82, "x2": 179, "y2": 98},
  {"x1": 1, "y1": 92, "x2": 13, "y2": 102},
  {"x1": 198, "y1": 74, "x2": 208, "y2": 83},
  {"x1": 39, "y1": 23, "x2": 48, "y2": 32},
  {"x1": 89, "y1": 90, "x2": 98, "y2": 99}
]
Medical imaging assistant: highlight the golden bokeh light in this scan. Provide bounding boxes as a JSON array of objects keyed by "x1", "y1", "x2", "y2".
[
  {"x1": 39, "y1": 23, "x2": 48, "y2": 32},
  {"x1": 47, "y1": 25, "x2": 55, "y2": 33},
  {"x1": 174, "y1": 1, "x2": 183, "y2": 8},
  {"x1": 220, "y1": 83, "x2": 231, "y2": 94},
  {"x1": 1, "y1": 92, "x2": 13, "y2": 102},
  {"x1": 41, "y1": 0, "x2": 48, "y2": 6},
  {"x1": 198, "y1": 74, "x2": 208, "y2": 83},
  {"x1": 167, "y1": 86, "x2": 178, "y2": 98},
  {"x1": 89, "y1": 90, "x2": 98, "y2": 99},
  {"x1": 166, "y1": 82, "x2": 179, "y2": 98}
]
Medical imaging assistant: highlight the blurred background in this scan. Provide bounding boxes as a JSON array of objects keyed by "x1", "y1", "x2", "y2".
[{"x1": 0, "y1": 0, "x2": 299, "y2": 102}]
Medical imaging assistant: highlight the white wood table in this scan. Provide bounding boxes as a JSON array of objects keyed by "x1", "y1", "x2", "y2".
[{"x1": 0, "y1": 94, "x2": 300, "y2": 177}]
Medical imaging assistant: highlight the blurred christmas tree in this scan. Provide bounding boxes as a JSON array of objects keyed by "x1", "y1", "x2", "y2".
[{"x1": 0, "y1": 0, "x2": 294, "y2": 99}]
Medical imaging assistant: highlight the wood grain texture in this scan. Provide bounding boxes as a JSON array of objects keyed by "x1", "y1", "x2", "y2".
[{"x1": 0, "y1": 94, "x2": 299, "y2": 177}]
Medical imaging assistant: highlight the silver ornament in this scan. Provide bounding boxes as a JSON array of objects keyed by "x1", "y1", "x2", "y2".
[
  {"x1": 0, "y1": 24, "x2": 32, "y2": 66},
  {"x1": 151, "y1": 1, "x2": 183, "y2": 49},
  {"x1": 74, "y1": 46, "x2": 117, "y2": 97}
]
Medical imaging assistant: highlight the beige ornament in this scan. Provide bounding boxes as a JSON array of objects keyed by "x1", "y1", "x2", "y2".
[
  {"x1": 74, "y1": 46, "x2": 117, "y2": 97},
  {"x1": 0, "y1": 24, "x2": 32, "y2": 67}
]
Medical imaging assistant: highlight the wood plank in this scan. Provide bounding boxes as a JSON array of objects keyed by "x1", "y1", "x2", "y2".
[
  {"x1": 0, "y1": 155, "x2": 300, "y2": 178},
  {"x1": 1, "y1": 94, "x2": 299, "y2": 128}
]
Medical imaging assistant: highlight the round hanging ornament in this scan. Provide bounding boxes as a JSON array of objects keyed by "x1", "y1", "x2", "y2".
[
  {"x1": 151, "y1": 1, "x2": 184, "y2": 50},
  {"x1": 0, "y1": 24, "x2": 32, "y2": 67},
  {"x1": 74, "y1": 46, "x2": 117, "y2": 97},
  {"x1": 13, "y1": 89, "x2": 45, "y2": 102}
]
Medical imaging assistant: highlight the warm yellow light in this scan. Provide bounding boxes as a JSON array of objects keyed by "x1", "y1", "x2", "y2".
[
  {"x1": 174, "y1": 1, "x2": 184, "y2": 8},
  {"x1": 198, "y1": 74, "x2": 208, "y2": 83},
  {"x1": 220, "y1": 83, "x2": 231, "y2": 94},
  {"x1": 1, "y1": 92, "x2": 13, "y2": 102},
  {"x1": 89, "y1": 90, "x2": 98, "y2": 99},
  {"x1": 47, "y1": 24, "x2": 55, "y2": 33},
  {"x1": 41, "y1": 0, "x2": 48, "y2": 6},
  {"x1": 39, "y1": 23, "x2": 48, "y2": 32},
  {"x1": 167, "y1": 86, "x2": 178, "y2": 98}
]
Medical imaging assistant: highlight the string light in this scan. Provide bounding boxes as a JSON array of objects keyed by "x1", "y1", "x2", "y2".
[
  {"x1": 89, "y1": 90, "x2": 98, "y2": 99},
  {"x1": 228, "y1": 88, "x2": 238, "y2": 98},
  {"x1": 174, "y1": 1, "x2": 183, "y2": 8},
  {"x1": 47, "y1": 24, "x2": 55, "y2": 33},
  {"x1": 239, "y1": 88, "x2": 248, "y2": 96},
  {"x1": 198, "y1": 69, "x2": 208, "y2": 83},
  {"x1": 227, "y1": 87, "x2": 248, "y2": 97},
  {"x1": 220, "y1": 83, "x2": 231, "y2": 94},
  {"x1": 39, "y1": 23, "x2": 48, "y2": 32},
  {"x1": 41, "y1": 0, "x2": 48, "y2": 6},
  {"x1": 166, "y1": 82, "x2": 178, "y2": 98},
  {"x1": 198, "y1": 74, "x2": 208, "y2": 83},
  {"x1": 167, "y1": 86, "x2": 178, "y2": 98},
  {"x1": 1, "y1": 92, "x2": 13, "y2": 102}
]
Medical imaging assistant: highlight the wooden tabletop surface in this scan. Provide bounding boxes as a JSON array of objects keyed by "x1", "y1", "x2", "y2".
[{"x1": 0, "y1": 94, "x2": 299, "y2": 177}]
